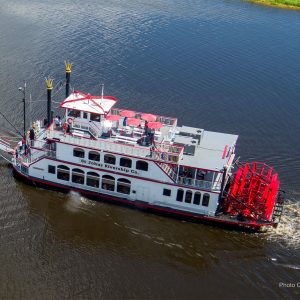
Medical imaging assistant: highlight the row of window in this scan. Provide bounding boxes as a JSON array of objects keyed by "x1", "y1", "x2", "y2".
[
  {"x1": 49, "y1": 165, "x2": 131, "y2": 194},
  {"x1": 49, "y1": 165, "x2": 209, "y2": 206},
  {"x1": 163, "y1": 188, "x2": 210, "y2": 207},
  {"x1": 73, "y1": 148, "x2": 149, "y2": 171}
]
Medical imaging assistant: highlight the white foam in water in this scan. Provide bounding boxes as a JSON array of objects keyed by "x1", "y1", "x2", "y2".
[
  {"x1": 267, "y1": 198, "x2": 300, "y2": 249},
  {"x1": 64, "y1": 191, "x2": 92, "y2": 213}
]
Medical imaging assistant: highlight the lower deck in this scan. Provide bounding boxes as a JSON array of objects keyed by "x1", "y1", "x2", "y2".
[
  {"x1": 14, "y1": 156, "x2": 220, "y2": 217},
  {"x1": 13, "y1": 165, "x2": 276, "y2": 231}
]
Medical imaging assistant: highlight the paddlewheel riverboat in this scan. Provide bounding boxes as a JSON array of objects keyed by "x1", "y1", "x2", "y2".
[{"x1": 0, "y1": 63, "x2": 284, "y2": 231}]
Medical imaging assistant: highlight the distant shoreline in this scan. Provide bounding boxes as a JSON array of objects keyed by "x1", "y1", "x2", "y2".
[{"x1": 250, "y1": 0, "x2": 300, "y2": 10}]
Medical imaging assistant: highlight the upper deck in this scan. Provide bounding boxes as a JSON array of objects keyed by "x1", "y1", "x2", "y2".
[
  {"x1": 31, "y1": 91, "x2": 238, "y2": 173},
  {"x1": 175, "y1": 127, "x2": 238, "y2": 170}
]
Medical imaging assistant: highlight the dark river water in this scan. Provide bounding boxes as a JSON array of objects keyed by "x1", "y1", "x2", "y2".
[{"x1": 0, "y1": 0, "x2": 299, "y2": 299}]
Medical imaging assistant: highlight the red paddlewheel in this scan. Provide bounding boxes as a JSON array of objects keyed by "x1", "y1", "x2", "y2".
[{"x1": 224, "y1": 162, "x2": 280, "y2": 222}]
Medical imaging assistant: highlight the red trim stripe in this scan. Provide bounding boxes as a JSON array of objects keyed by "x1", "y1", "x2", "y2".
[{"x1": 222, "y1": 145, "x2": 228, "y2": 159}]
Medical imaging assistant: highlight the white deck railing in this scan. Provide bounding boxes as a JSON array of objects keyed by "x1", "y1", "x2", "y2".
[
  {"x1": 19, "y1": 148, "x2": 56, "y2": 165},
  {"x1": 176, "y1": 176, "x2": 218, "y2": 191},
  {"x1": 46, "y1": 129, "x2": 185, "y2": 163},
  {"x1": 159, "y1": 163, "x2": 221, "y2": 192},
  {"x1": 48, "y1": 130, "x2": 151, "y2": 157}
]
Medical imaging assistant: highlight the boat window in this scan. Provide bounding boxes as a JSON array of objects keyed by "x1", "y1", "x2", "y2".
[
  {"x1": 86, "y1": 171, "x2": 100, "y2": 188},
  {"x1": 83, "y1": 112, "x2": 88, "y2": 119},
  {"x1": 104, "y1": 154, "x2": 116, "y2": 165},
  {"x1": 117, "y1": 178, "x2": 131, "y2": 194},
  {"x1": 202, "y1": 193, "x2": 210, "y2": 207},
  {"x1": 102, "y1": 175, "x2": 115, "y2": 191},
  {"x1": 163, "y1": 189, "x2": 171, "y2": 196},
  {"x1": 48, "y1": 165, "x2": 56, "y2": 174},
  {"x1": 193, "y1": 192, "x2": 201, "y2": 205},
  {"x1": 185, "y1": 190, "x2": 192, "y2": 203},
  {"x1": 136, "y1": 160, "x2": 148, "y2": 171},
  {"x1": 68, "y1": 109, "x2": 80, "y2": 118},
  {"x1": 196, "y1": 170, "x2": 206, "y2": 180},
  {"x1": 57, "y1": 165, "x2": 70, "y2": 181},
  {"x1": 73, "y1": 148, "x2": 85, "y2": 158},
  {"x1": 88, "y1": 151, "x2": 100, "y2": 161},
  {"x1": 72, "y1": 168, "x2": 84, "y2": 184},
  {"x1": 120, "y1": 157, "x2": 132, "y2": 168},
  {"x1": 176, "y1": 189, "x2": 184, "y2": 202},
  {"x1": 90, "y1": 113, "x2": 101, "y2": 122}
]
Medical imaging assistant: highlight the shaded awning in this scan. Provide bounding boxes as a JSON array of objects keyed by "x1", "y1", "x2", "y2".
[{"x1": 60, "y1": 91, "x2": 117, "y2": 115}]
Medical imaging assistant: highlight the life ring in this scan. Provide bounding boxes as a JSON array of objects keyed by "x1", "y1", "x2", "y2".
[
  {"x1": 67, "y1": 118, "x2": 74, "y2": 124},
  {"x1": 63, "y1": 123, "x2": 68, "y2": 130}
]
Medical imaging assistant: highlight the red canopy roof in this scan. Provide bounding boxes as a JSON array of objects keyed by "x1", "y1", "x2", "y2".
[
  {"x1": 147, "y1": 121, "x2": 163, "y2": 130},
  {"x1": 126, "y1": 118, "x2": 141, "y2": 126},
  {"x1": 141, "y1": 113, "x2": 157, "y2": 122},
  {"x1": 120, "y1": 110, "x2": 136, "y2": 118},
  {"x1": 106, "y1": 115, "x2": 121, "y2": 121}
]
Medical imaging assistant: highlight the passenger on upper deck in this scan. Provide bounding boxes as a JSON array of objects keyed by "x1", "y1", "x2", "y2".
[
  {"x1": 63, "y1": 122, "x2": 70, "y2": 135},
  {"x1": 54, "y1": 116, "x2": 61, "y2": 128}
]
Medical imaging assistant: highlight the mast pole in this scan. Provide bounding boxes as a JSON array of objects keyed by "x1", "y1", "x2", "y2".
[
  {"x1": 19, "y1": 81, "x2": 27, "y2": 138},
  {"x1": 23, "y1": 81, "x2": 26, "y2": 138},
  {"x1": 65, "y1": 61, "x2": 72, "y2": 98}
]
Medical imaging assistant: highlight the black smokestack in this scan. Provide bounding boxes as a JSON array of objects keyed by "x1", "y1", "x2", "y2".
[
  {"x1": 46, "y1": 78, "x2": 53, "y2": 126},
  {"x1": 65, "y1": 61, "x2": 72, "y2": 98}
]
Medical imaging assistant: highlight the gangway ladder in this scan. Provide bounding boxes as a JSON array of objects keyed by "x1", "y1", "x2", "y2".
[
  {"x1": 157, "y1": 162, "x2": 177, "y2": 182},
  {"x1": 0, "y1": 137, "x2": 14, "y2": 163},
  {"x1": 71, "y1": 122, "x2": 98, "y2": 139}
]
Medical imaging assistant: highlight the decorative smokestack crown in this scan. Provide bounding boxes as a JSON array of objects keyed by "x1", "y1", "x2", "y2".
[
  {"x1": 65, "y1": 61, "x2": 72, "y2": 73},
  {"x1": 46, "y1": 78, "x2": 53, "y2": 90}
]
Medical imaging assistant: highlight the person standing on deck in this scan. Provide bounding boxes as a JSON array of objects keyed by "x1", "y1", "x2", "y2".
[
  {"x1": 29, "y1": 128, "x2": 35, "y2": 146},
  {"x1": 58, "y1": 116, "x2": 62, "y2": 127},
  {"x1": 54, "y1": 116, "x2": 60, "y2": 128}
]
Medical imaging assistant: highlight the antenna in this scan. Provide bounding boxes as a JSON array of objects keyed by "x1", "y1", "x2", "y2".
[
  {"x1": 29, "y1": 93, "x2": 32, "y2": 126},
  {"x1": 101, "y1": 83, "x2": 104, "y2": 100}
]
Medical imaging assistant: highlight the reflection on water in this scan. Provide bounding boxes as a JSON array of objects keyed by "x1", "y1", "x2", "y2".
[{"x1": 0, "y1": 0, "x2": 300, "y2": 298}]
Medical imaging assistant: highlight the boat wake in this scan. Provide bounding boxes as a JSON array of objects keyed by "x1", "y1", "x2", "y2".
[
  {"x1": 266, "y1": 194, "x2": 300, "y2": 249},
  {"x1": 64, "y1": 191, "x2": 94, "y2": 213}
]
